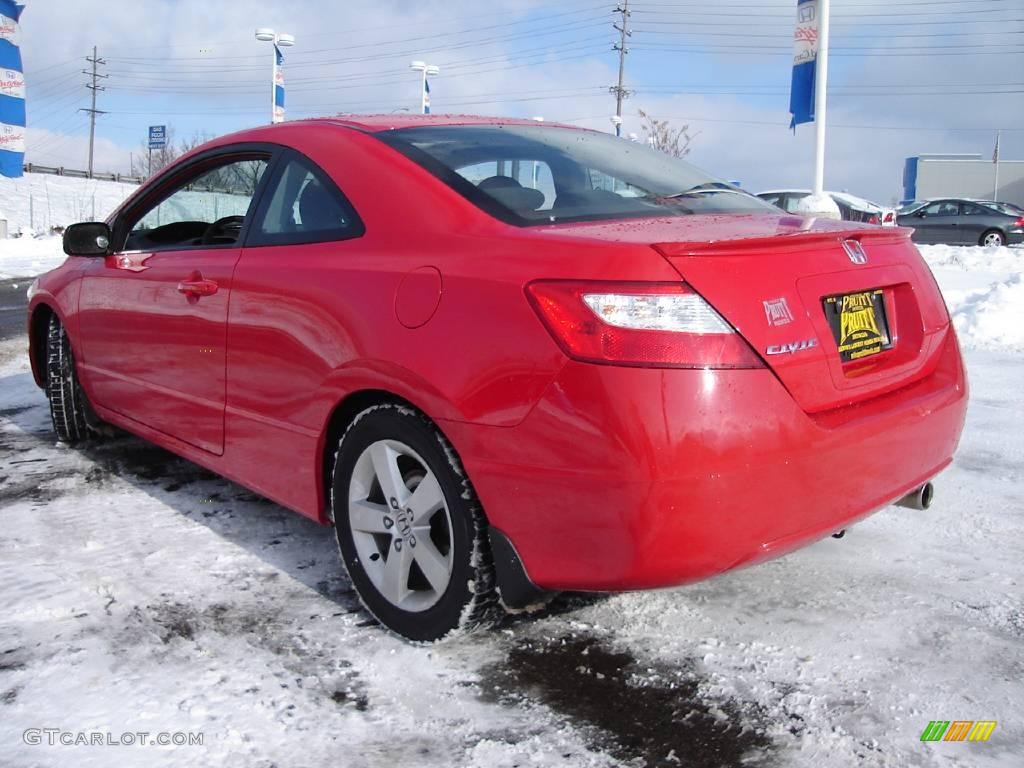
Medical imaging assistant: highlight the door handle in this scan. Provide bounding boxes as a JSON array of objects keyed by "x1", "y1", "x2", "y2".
[{"x1": 177, "y1": 278, "x2": 219, "y2": 298}]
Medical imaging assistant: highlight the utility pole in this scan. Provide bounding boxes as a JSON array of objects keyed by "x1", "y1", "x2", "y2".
[
  {"x1": 80, "y1": 46, "x2": 108, "y2": 178},
  {"x1": 611, "y1": 1, "x2": 632, "y2": 137}
]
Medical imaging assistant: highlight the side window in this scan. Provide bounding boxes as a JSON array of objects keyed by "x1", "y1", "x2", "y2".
[
  {"x1": 760, "y1": 194, "x2": 783, "y2": 208},
  {"x1": 924, "y1": 201, "x2": 959, "y2": 217},
  {"x1": 125, "y1": 157, "x2": 269, "y2": 252},
  {"x1": 251, "y1": 155, "x2": 364, "y2": 245},
  {"x1": 962, "y1": 203, "x2": 986, "y2": 216},
  {"x1": 782, "y1": 194, "x2": 806, "y2": 213}
]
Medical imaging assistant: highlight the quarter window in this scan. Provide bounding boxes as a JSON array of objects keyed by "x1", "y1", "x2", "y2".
[{"x1": 251, "y1": 155, "x2": 364, "y2": 245}]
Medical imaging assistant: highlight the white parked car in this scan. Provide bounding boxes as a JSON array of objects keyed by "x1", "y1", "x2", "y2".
[{"x1": 757, "y1": 189, "x2": 897, "y2": 226}]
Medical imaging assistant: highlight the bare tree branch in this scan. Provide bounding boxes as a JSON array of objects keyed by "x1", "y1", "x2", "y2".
[{"x1": 637, "y1": 109, "x2": 698, "y2": 158}]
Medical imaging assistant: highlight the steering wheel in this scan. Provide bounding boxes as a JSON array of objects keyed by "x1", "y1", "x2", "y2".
[{"x1": 200, "y1": 215, "x2": 245, "y2": 246}]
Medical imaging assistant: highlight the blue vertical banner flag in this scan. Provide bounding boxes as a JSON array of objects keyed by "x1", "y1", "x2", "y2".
[
  {"x1": 789, "y1": 0, "x2": 819, "y2": 129},
  {"x1": 423, "y1": 78, "x2": 431, "y2": 115},
  {"x1": 0, "y1": 1, "x2": 26, "y2": 177},
  {"x1": 273, "y1": 44, "x2": 285, "y2": 123}
]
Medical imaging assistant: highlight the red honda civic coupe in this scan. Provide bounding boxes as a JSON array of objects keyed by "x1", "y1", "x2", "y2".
[{"x1": 28, "y1": 116, "x2": 967, "y2": 640}]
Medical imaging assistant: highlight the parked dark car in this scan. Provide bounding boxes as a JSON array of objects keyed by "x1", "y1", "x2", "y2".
[{"x1": 896, "y1": 198, "x2": 1024, "y2": 246}]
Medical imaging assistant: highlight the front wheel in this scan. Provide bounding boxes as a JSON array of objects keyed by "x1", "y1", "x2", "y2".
[
  {"x1": 331, "y1": 404, "x2": 496, "y2": 641},
  {"x1": 45, "y1": 315, "x2": 91, "y2": 444},
  {"x1": 980, "y1": 229, "x2": 1005, "y2": 247}
]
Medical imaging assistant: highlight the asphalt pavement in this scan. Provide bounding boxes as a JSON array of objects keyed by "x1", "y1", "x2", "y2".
[{"x1": 0, "y1": 277, "x2": 29, "y2": 342}]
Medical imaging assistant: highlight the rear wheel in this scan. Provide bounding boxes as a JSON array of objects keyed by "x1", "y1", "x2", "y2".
[
  {"x1": 980, "y1": 229, "x2": 1005, "y2": 247},
  {"x1": 331, "y1": 404, "x2": 496, "y2": 641},
  {"x1": 45, "y1": 315, "x2": 91, "y2": 444}
]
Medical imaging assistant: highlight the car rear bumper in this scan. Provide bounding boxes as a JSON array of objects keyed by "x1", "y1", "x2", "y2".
[
  {"x1": 441, "y1": 328, "x2": 968, "y2": 592},
  {"x1": 1007, "y1": 228, "x2": 1024, "y2": 245}
]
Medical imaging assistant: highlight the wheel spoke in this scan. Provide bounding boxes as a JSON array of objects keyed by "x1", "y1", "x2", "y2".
[
  {"x1": 379, "y1": 542, "x2": 413, "y2": 607},
  {"x1": 412, "y1": 537, "x2": 451, "y2": 595},
  {"x1": 407, "y1": 471, "x2": 444, "y2": 525},
  {"x1": 370, "y1": 442, "x2": 408, "y2": 507},
  {"x1": 349, "y1": 499, "x2": 391, "y2": 534}
]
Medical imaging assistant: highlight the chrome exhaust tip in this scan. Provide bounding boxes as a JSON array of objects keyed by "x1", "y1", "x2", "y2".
[{"x1": 895, "y1": 482, "x2": 934, "y2": 511}]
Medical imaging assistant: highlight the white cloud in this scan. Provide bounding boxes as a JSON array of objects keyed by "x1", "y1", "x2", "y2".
[{"x1": 15, "y1": 0, "x2": 1022, "y2": 202}]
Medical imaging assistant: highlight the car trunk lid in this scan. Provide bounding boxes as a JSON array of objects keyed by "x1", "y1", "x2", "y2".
[{"x1": 653, "y1": 225, "x2": 951, "y2": 413}]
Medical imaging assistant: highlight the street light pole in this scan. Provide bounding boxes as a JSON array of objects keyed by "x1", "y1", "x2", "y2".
[
  {"x1": 811, "y1": 0, "x2": 830, "y2": 196},
  {"x1": 409, "y1": 61, "x2": 439, "y2": 114},
  {"x1": 255, "y1": 28, "x2": 295, "y2": 123}
]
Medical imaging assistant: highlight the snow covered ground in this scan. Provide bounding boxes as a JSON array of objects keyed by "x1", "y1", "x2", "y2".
[
  {"x1": 0, "y1": 172, "x2": 139, "y2": 237},
  {"x1": 0, "y1": 243, "x2": 1021, "y2": 767}
]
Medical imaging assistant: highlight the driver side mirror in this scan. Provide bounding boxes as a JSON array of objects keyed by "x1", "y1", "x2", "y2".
[{"x1": 63, "y1": 222, "x2": 112, "y2": 256}]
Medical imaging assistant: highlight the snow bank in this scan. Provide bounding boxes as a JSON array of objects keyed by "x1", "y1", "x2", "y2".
[
  {"x1": 0, "y1": 172, "x2": 138, "y2": 235},
  {"x1": 918, "y1": 243, "x2": 1023, "y2": 275},
  {"x1": 949, "y1": 273, "x2": 1024, "y2": 352},
  {"x1": 919, "y1": 244, "x2": 1024, "y2": 353},
  {"x1": 0, "y1": 235, "x2": 65, "y2": 279}
]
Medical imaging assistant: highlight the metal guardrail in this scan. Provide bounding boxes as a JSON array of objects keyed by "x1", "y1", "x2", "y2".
[{"x1": 21, "y1": 163, "x2": 144, "y2": 185}]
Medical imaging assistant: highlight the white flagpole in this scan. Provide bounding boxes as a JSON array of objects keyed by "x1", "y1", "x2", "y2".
[{"x1": 812, "y1": 0, "x2": 831, "y2": 196}]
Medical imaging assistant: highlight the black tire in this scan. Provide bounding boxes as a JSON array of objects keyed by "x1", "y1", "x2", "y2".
[
  {"x1": 979, "y1": 229, "x2": 1005, "y2": 247},
  {"x1": 46, "y1": 315, "x2": 91, "y2": 444},
  {"x1": 331, "y1": 404, "x2": 497, "y2": 641}
]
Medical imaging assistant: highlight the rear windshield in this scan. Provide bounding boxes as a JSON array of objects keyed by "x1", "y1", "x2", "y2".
[{"x1": 375, "y1": 125, "x2": 775, "y2": 226}]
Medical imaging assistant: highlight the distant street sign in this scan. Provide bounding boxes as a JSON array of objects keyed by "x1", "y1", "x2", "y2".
[{"x1": 148, "y1": 125, "x2": 167, "y2": 150}]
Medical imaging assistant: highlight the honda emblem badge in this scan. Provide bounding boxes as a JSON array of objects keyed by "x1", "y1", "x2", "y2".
[{"x1": 843, "y1": 240, "x2": 868, "y2": 265}]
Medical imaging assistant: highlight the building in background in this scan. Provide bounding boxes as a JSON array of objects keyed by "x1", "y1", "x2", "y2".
[{"x1": 903, "y1": 153, "x2": 1024, "y2": 207}]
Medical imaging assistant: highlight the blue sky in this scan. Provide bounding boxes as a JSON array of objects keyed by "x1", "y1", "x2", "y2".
[{"x1": 18, "y1": 0, "x2": 1024, "y2": 203}]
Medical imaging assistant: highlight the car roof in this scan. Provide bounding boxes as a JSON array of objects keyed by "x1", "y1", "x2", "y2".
[{"x1": 294, "y1": 113, "x2": 583, "y2": 133}]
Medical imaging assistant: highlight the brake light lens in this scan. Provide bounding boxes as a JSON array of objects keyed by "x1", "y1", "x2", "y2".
[
  {"x1": 883, "y1": 212, "x2": 895, "y2": 223},
  {"x1": 526, "y1": 281, "x2": 764, "y2": 369},
  {"x1": 1014, "y1": 217, "x2": 1024, "y2": 227}
]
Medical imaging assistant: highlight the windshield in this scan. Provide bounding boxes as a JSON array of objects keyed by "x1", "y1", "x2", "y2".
[{"x1": 376, "y1": 125, "x2": 776, "y2": 226}]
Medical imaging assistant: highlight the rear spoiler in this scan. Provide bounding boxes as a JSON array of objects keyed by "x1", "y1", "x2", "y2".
[{"x1": 654, "y1": 226, "x2": 915, "y2": 258}]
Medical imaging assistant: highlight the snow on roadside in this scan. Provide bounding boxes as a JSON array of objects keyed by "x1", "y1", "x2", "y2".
[
  {"x1": 0, "y1": 236, "x2": 65, "y2": 280},
  {"x1": 950, "y1": 274, "x2": 1024, "y2": 353},
  {"x1": 918, "y1": 244, "x2": 1024, "y2": 354},
  {"x1": 0, "y1": 173, "x2": 137, "y2": 235}
]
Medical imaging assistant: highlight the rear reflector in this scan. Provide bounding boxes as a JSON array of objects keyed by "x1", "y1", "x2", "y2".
[{"x1": 526, "y1": 281, "x2": 764, "y2": 369}]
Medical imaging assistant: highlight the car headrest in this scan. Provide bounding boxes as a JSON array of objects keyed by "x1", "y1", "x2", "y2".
[
  {"x1": 298, "y1": 179, "x2": 341, "y2": 231},
  {"x1": 476, "y1": 175, "x2": 545, "y2": 213}
]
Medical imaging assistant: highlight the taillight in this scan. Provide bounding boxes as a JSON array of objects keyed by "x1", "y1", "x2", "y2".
[
  {"x1": 1014, "y1": 217, "x2": 1024, "y2": 227},
  {"x1": 525, "y1": 281, "x2": 764, "y2": 369},
  {"x1": 884, "y1": 212, "x2": 895, "y2": 223}
]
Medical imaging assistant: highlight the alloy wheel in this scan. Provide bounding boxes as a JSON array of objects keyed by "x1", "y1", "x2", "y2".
[{"x1": 347, "y1": 439, "x2": 454, "y2": 612}]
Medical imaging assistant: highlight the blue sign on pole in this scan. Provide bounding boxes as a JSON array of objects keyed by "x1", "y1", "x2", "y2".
[
  {"x1": 148, "y1": 125, "x2": 166, "y2": 149},
  {"x1": 0, "y1": 1, "x2": 27, "y2": 178},
  {"x1": 789, "y1": 0, "x2": 819, "y2": 130}
]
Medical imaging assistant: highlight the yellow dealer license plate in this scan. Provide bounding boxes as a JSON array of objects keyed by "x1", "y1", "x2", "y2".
[{"x1": 823, "y1": 289, "x2": 893, "y2": 363}]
